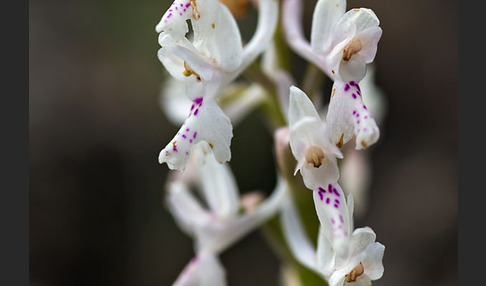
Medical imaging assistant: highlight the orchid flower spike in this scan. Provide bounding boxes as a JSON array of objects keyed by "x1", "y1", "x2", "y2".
[
  {"x1": 156, "y1": 0, "x2": 279, "y2": 171},
  {"x1": 288, "y1": 85, "x2": 342, "y2": 191},
  {"x1": 280, "y1": 184, "x2": 385, "y2": 286},
  {"x1": 166, "y1": 142, "x2": 287, "y2": 285}
]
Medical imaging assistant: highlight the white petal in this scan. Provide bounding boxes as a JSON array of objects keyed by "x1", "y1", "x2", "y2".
[
  {"x1": 316, "y1": 224, "x2": 336, "y2": 277},
  {"x1": 171, "y1": 44, "x2": 217, "y2": 82},
  {"x1": 155, "y1": 0, "x2": 193, "y2": 34},
  {"x1": 282, "y1": 0, "x2": 328, "y2": 72},
  {"x1": 348, "y1": 227, "x2": 376, "y2": 258},
  {"x1": 338, "y1": 53, "x2": 367, "y2": 83},
  {"x1": 361, "y1": 242, "x2": 385, "y2": 281},
  {"x1": 346, "y1": 193, "x2": 355, "y2": 232},
  {"x1": 355, "y1": 27, "x2": 382, "y2": 63},
  {"x1": 160, "y1": 77, "x2": 194, "y2": 125},
  {"x1": 313, "y1": 183, "x2": 352, "y2": 258},
  {"x1": 288, "y1": 85, "x2": 321, "y2": 126},
  {"x1": 359, "y1": 64, "x2": 387, "y2": 126},
  {"x1": 167, "y1": 181, "x2": 212, "y2": 236},
  {"x1": 199, "y1": 176, "x2": 287, "y2": 254},
  {"x1": 173, "y1": 251, "x2": 226, "y2": 286},
  {"x1": 192, "y1": 0, "x2": 243, "y2": 73},
  {"x1": 222, "y1": 84, "x2": 266, "y2": 125},
  {"x1": 239, "y1": 0, "x2": 279, "y2": 72},
  {"x1": 159, "y1": 98, "x2": 233, "y2": 171},
  {"x1": 325, "y1": 18, "x2": 356, "y2": 81},
  {"x1": 338, "y1": 8, "x2": 380, "y2": 34},
  {"x1": 280, "y1": 190, "x2": 318, "y2": 272},
  {"x1": 300, "y1": 154, "x2": 340, "y2": 191},
  {"x1": 326, "y1": 80, "x2": 380, "y2": 150},
  {"x1": 157, "y1": 37, "x2": 192, "y2": 81},
  {"x1": 310, "y1": 0, "x2": 346, "y2": 54},
  {"x1": 192, "y1": 142, "x2": 240, "y2": 218}
]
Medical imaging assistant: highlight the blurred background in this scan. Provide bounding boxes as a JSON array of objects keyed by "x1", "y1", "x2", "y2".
[{"x1": 29, "y1": 0, "x2": 457, "y2": 285}]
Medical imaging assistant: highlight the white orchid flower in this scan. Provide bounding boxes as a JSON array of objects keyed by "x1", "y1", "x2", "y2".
[
  {"x1": 156, "y1": 0, "x2": 278, "y2": 171},
  {"x1": 283, "y1": 0, "x2": 382, "y2": 83},
  {"x1": 288, "y1": 85, "x2": 342, "y2": 191},
  {"x1": 166, "y1": 142, "x2": 287, "y2": 285},
  {"x1": 280, "y1": 185, "x2": 385, "y2": 286}
]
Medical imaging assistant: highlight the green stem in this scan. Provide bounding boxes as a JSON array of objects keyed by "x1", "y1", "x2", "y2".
[
  {"x1": 302, "y1": 62, "x2": 326, "y2": 108},
  {"x1": 242, "y1": 62, "x2": 287, "y2": 129}
]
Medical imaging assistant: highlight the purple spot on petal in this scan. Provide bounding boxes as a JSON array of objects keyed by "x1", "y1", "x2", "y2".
[
  {"x1": 318, "y1": 191, "x2": 323, "y2": 201},
  {"x1": 353, "y1": 110, "x2": 356, "y2": 115},
  {"x1": 186, "y1": 152, "x2": 189, "y2": 155},
  {"x1": 344, "y1": 84, "x2": 350, "y2": 92},
  {"x1": 180, "y1": 3, "x2": 183, "y2": 6},
  {"x1": 318, "y1": 187, "x2": 326, "y2": 193},
  {"x1": 364, "y1": 115, "x2": 368, "y2": 119},
  {"x1": 357, "y1": 120, "x2": 360, "y2": 124},
  {"x1": 194, "y1": 109, "x2": 199, "y2": 116},
  {"x1": 352, "y1": 93, "x2": 357, "y2": 99},
  {"x1": 331, "y1": 218, "x2": 335, "y2": 225},
  {"x1": 189, "y1": 139, "x2": 193, "y2": 143},
  {"x1": 326, "y1": 198, "x2": 330, "y2": 204},
  {"x1": 363, "y1": 105, "x2": 367, "y2": 109},
  {"x1": 182, "y1": 134, "x2": 187, "y2": 139},
  {"x1": 335, "y1": 199, "x2": 340, "y2": 204},
  {"x1": 194, "y1": 97, "x2": 203, "y2": 106},
  {"x1": 340, "y1": 215, "x2": 344, "y2": 223},
  {"x1": 193, "y1": 131, "x2": 197, "y2": 139},
  {"x1": 334, "y1": 188, "x2": 340, "y2": 197},
  {"x1": 186, "y1": 128, "x2": 190, "y2": 132},
  {"x1": 334, "y1": 204, "x2": 339, "y2": 208}
]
